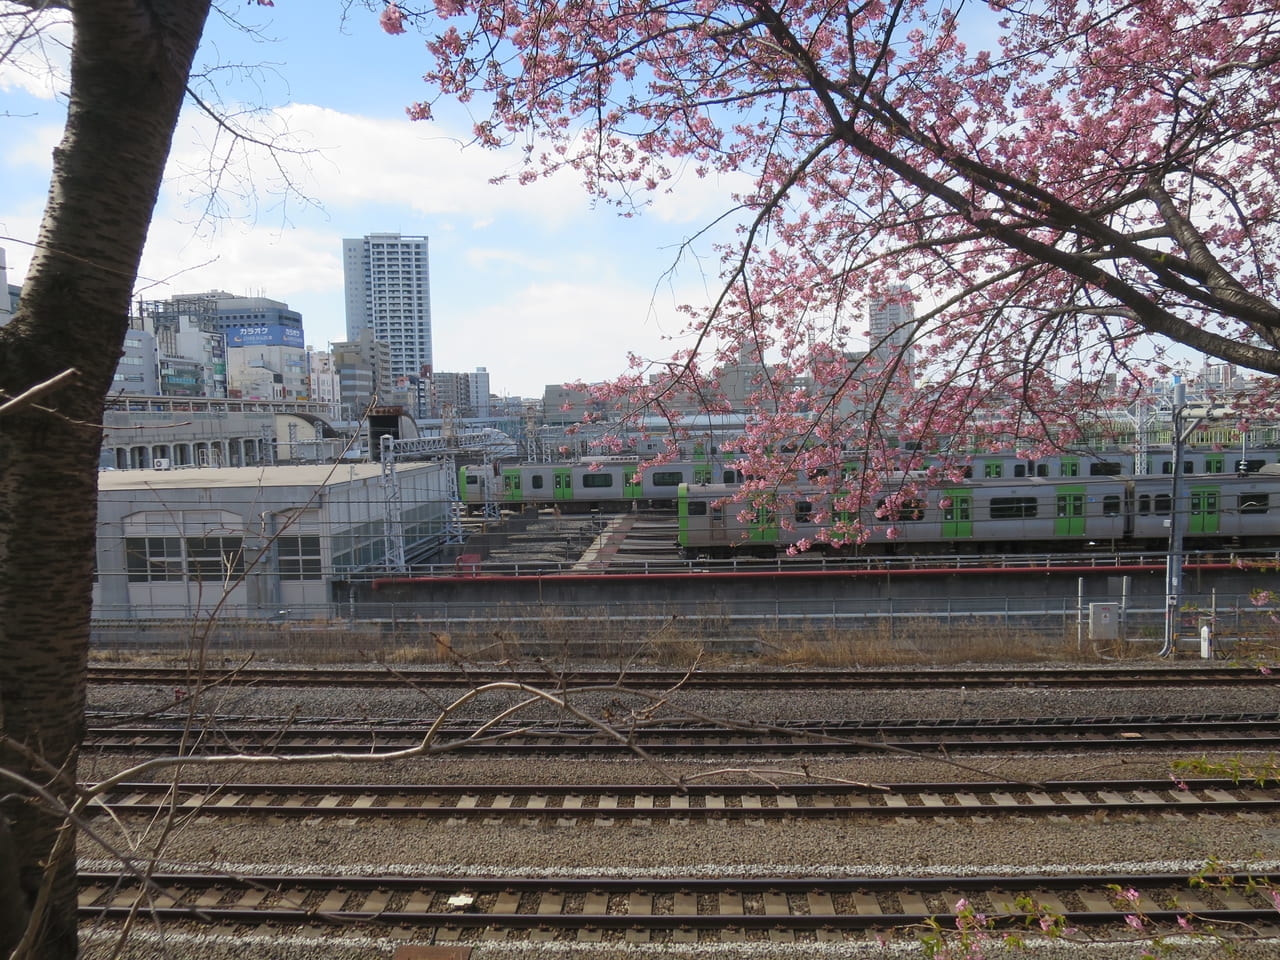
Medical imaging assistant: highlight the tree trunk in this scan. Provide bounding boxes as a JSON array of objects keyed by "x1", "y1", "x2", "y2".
[{"x1": 0, "y1": 3, "x2": 211, "y2": 956}]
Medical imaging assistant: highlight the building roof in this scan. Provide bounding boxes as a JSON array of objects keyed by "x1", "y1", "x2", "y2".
[{"x1": 97, "y1": 463, "x2": 434, "y2": 491}]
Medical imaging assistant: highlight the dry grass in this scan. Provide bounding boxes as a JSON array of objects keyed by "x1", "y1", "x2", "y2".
[
  {"x1": 754, "y1": 618, "x2": 1090, "y2": 667},
  {"x1": 90, "y1": 608, "x2": 1115, "y2": 668}
]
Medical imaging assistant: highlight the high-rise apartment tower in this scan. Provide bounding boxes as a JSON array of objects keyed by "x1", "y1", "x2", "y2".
[
  {"x1": 342, "y1": 233, "x2": 433, "y2": 384},
  {"x1": 868, "y1": 284, "x2": 917, "y2": 374}
]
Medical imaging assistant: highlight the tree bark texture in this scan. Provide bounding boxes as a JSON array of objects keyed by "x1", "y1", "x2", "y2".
[{"x1": 0, "y1": 2, "x2": 211, "y2": 956}]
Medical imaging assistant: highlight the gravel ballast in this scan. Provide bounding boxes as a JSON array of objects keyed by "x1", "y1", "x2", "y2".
[{"x1": 78, "y1": 665, "x2": 1280, "y2": 958}]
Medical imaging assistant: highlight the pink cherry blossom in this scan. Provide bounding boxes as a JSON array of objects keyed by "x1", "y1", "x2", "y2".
[
  {"x1": 379, "y1": 2, "x2": 406, "y2": 35},
  {"x1": 390, "y1": 0, "x2": 1280, "y2": 535}
]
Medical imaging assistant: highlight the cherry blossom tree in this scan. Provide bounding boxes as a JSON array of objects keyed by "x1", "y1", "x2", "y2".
[{"x1": 382, "y1": 0, "x2": 1280, "y2": 536}]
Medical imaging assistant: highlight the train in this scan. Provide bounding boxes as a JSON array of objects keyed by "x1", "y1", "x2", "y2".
[
  {"x1": 460, "y1": 446, "x2": 1280, "y2": 514},
  {"x1": 675, "y1": 468, "x2": 1280, "y2": 559}
]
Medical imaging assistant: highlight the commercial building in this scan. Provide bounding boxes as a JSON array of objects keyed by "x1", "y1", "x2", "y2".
[
  {"x1": 425, "y1": 367, "x2": 492, "y2": 419},
  {"x1": 94, "y1": 461, "x2": 453, "y2": 618},
  {"x1": 342, "y1": 233, "x2": 434, "y2": 387},
  {"x1": 868, "y1": 284, "x2": 918, "y2": 376},
  {"x1": 111, "y1": 328, "x2": 160, "y2": 395},
  {"x1": 139, "y1": 292, "x2": 310, "y2": 401},
  {"x1": 330, "y1": 329, "x2": 399, "y2": 419},
  {"x1": 137, "y1": 297, "x2": 228, "y2": 398}
]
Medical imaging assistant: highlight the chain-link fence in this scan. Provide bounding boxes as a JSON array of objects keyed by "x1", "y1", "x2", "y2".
[{"x1": 90, "y1": 590, "x2": 1280, "y2": 663}]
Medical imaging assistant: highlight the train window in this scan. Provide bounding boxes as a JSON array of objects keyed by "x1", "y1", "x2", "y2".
[
  {"x1": 984, "y1": 463, "x2": 1003, "y2": 478},
  {"x1": 1240, "y1": 459, "x2": 1266, "y2": 473},
  {"x1": 1241, "y1": 494, "x2": 1270, "y2": 514},
  {"x1": 1014, "y1": 464, "x2": 1027, "y2": 477},
  {"x1": 723, "y1": 470, "x2": 743, "y2": 484},
  {"x1": 531, "y1": 475, "x2": 544, "y2": 489},
  {"x1": 652, "y1": 471, "x2": 684, "y2": 486},
  {"x1": 1154, "y1": 494, "x2": 1172, "y2": 515},
  {"x1": 687, "y1": 501, "x2": 708, "y2": 516},
  {"x1": 1103, "y1": 495, "x2": 1121, "y2": 516},
  {"x1": 795, "y1": 501, "x2": 814, "y2": 524},
  {"x1": 876, "y1": 498, "x2": 926, "y2": 520},
  {"x1": 465, "y1": 475, "x2": 479, "y2": 486},
  {"x1": 581, "y1": 473, "x2": 614, "y2": 488},
  {"x1": 1185, "y1": 460, "x2": 1195, "y2": 473},
  {"x1": 990, "y1": 497, "x2": 1038, "y2": 519},
  {"x1": 1036, "y1": 464, "x2": 1050, "y2": 477},
  {"x1": 1090, "y1": 462, "x2": 1123, "y2": 476},
  {"x1": 1138, "y1": 494, "x2": 1152, "y2": 514}
]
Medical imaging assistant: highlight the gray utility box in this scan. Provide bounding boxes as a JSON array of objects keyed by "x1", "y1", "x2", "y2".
[{"x1": 1088, "y1": 602, "x2": 1120, "y2": 641}]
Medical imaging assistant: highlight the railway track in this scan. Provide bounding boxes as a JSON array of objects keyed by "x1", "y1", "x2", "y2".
[
  {"x1": 83, "y1": 711, "x2": 1280, "y2": 755},
  {"x1": 78, "y1": 869, "x2": 1280, "y2": 939},
  {"x1": 87, "y1": 664, "x2": 1280, "y2": 689},
  {"x1": 93, "y1": 777, "x2": 1280, "y2": 821}
]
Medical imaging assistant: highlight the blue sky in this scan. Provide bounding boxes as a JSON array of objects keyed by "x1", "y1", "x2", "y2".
[{"x1": 0, "y1": 2, "x2": 747, "y2": 398}]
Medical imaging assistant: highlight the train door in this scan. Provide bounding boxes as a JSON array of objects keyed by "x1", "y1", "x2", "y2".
[
  {"x1": 1054, "y1": 485, "x2": 1086, "y2": 536},
  {"x1": 746, "y1": 503, "x2": 780, "y2": 543},
  {"x1": 693, "y1": 466, "x2": 714, "y2": 485},
  {"x1": 1188, "y1": 486, "x2": 1221, "y2": 534},
  {"x1": 501, "y1": 468, "x2": 522, "y2": 503},
  {"x1": 553, "y1": 468, "x2": 573, "y2": 501},
  {"x1": 625, "y1": 471, "x2": 643, "y2": 499},
  {"x1": 941, "y1": 489, "x2": 973, "y2": 539}
]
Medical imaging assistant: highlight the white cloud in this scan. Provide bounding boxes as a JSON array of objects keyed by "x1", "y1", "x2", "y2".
[
  {"x1": 3, "y1": 122, "x2": 62, "y2": 169},
  {"x1": 438, "y1": 277, "x2": 706, "y2": 396},
  {"x1": 157, "y1": 103, "x2": 599, "y2": 229},
  {"x1": 0, "y1": 7, "x2": 71, "y2": 100}
]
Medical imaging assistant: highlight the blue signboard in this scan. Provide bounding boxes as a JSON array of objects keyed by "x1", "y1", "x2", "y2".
[{"x1": 227, "y1": 324, "x2": 304, "y2": 348}]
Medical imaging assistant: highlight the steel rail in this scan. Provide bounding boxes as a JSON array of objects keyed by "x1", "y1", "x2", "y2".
[
  {"x1": 92, "y1": 777, "x2": 1280, "y2": 820},
  {"x1": 77, "y1": 870, "x2": 1280, "y2": 933},
  {"x1": 87, "y1": 664, "x2": 1280, "y2": 689},
  {"x1": 81, "y1": 713, "x2": 1280, "y2": 755}
]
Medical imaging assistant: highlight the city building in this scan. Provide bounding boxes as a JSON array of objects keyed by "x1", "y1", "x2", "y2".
[
  {"x1": 867, "y1": 284, "x2": 918, "y2": 380},
  {"x1": 140, "y1": 292, "x2": 310, "y2": 401},
  {"x1": 307, "y1": 349, "x2": 341, "y2": 405},
  {"x1": 424, "y1": 367, "x2": 493, "y2": 419},
  {"x1": 100, "y1": 395, "x2": 351, "y2": 471},
  {"x1": 342, "y1": 233, "x2": 434, "y2": 388},
  {"x1": 330, "y1": 329, "x2": 398, "y2": 419},
  {"x1": 94, "y1": 461, "x2": 453, "y2": 618},
  {"x1": 111, "y1": 327, "x2": 159, "y2": 395},
  {"x1": 136, "y1": 297, "x2": 228, "y2": 398}
]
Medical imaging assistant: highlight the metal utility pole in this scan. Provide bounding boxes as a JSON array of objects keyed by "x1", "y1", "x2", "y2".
[
  {"x1": 1160, "y1": 385, "x2": 1224, "y2": 657},
  {"x1": 1160, "y1": 382, "x2": 1186, "y2": 657}
]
